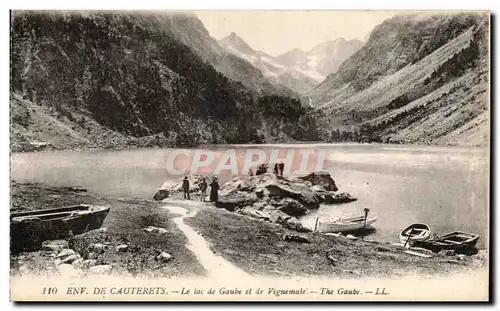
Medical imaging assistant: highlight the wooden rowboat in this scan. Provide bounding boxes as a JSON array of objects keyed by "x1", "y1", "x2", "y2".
[
  {"x1": 317, "y1": 215, "x2": 378, "y2": 233},
  {"x1": 412, "y1": 231, "x2": 480, "y2": 253},
  {"x1": 10, "y1": 204, "x2": 110, "y2": 251},
  {"x1": 399, "y1": 223, "x2": 431, "y2": 246}
]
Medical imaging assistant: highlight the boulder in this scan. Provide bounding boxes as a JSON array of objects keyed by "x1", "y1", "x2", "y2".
[
  {"x1": 311, "y1": 185, "x2": 327, "y2": 193},
  {"x1": 61, "y1": 254, "x2": 81, "y2": 264},
  {"x1": 282, "y1": 234, "x2": 311, "y2": 243},
  {"x1": 268, "y1": 210, "x2": 291, "y2": 223},
  {"x1": 88, "y1": 265, "x2": 112, "y2": 275},
  {"x1": 42, "y1": 240, "x2": 69, "y2": 252},
  {"x1": 278, "y1": 198, "x2": 307, "y2": 217},
  {"x1": 298, "y1": 171, "x2": 338, "y2": 192},
  {"x1": 215, "y1": 195, "x2": 257, "y2": 211},
  {"x1": 331, "y1": 192, "x2": 357, "y2": 204},
  {"x1": 299, "y1": 190, "x2": 320, "y2": 209},
  {"x1": 266, "y1": 184, "x2": 319, "y2": 209},
  {"x1": 56, "y1": 249, "x2": 76, "y2": 259},
  {"x1": 240, "y1": 207, "x2": 271, "y2": 221},
  {"x1": 153, "y1": 189, "x2": 169, "y2": 201},
  {"x1": 277, "y1": 216, "x2": 312, "y2": 233}
]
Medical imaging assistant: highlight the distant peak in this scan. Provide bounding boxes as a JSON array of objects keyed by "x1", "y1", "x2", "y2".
[{"x1": 219, "y1": 32, "x2": 255, "y2": 55}]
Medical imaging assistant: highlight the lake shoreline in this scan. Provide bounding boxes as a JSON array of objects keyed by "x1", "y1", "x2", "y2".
[{"x1": 10, "y1": 181, "x2": 488, "y2": 279}]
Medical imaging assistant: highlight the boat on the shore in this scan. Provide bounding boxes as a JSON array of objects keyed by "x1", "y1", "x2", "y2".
[
  {"x1": 412, "y1": 231, "x2": 480, "y2": 253},
  {"x1": 10, "y1": 204, "x2": 110, "y2": 251},
  {"x1": 316, "y1": 214, "x2": 378, "y2": 233},
  {"x1": 399, "y1": 223, "x2": 431, "y2": 246}
]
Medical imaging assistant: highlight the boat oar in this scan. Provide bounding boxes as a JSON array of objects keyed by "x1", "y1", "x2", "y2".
[
  {"x1": 362, "y1": 208, "x2": 370, "y2": 241},
  {"x1": 404, "y1": 228, "x2": 415, "y2": 248},
  {"x1": 314, "y1": 217, "x2": 319, "y2": 234}
]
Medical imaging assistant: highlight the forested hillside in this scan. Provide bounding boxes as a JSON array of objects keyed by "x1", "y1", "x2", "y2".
[{"x1": 10, "y1": 11, "x2": 318, "y2": 151}]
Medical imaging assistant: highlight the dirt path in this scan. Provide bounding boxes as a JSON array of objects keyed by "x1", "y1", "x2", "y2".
[{"x1": 160, "y1": 200, "x2": 250, "y2": 280}]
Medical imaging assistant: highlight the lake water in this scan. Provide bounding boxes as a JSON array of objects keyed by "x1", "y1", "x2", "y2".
[{"x1": 10, "y1": 144, "x2": 489, "y2": 248}]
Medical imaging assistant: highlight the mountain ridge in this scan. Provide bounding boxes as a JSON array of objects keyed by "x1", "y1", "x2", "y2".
[
  {"x1": 308, "y1": 12, "x2": 489, "y2": 146},
  {"x1": 218, "y1": 33, "x2": 364, "y2": 94},
  {"x1": 10, "y1": 11, "x2": 319, "y2": 151}
]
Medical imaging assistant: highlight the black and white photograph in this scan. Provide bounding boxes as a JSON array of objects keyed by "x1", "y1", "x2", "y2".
[{"x1": 8, "y1": 9, "x2": 490, "y2": 301}]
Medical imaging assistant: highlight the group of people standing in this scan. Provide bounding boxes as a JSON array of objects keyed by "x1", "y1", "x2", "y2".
[{"x1": 182, "y1": 176, "x2": 219, "y2": 202}]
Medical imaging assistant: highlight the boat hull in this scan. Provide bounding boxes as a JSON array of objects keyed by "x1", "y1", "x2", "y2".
[
  {"x1": 399, "y1": 223, "x2": 431, "y2": 245},
  {"x1": 318, "y1": 216, "x2": 377, "y2": 233},
  {"x1": 10, "y1": 205, "x2": 110, "y2": 251},
  {"x1": 412, "y1": 231, "x2": 480, "y2": 254}
]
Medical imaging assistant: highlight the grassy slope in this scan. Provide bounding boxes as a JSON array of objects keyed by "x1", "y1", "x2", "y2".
[{"x1": 185, "y1": 207, "x2": 486, "y2": 278}]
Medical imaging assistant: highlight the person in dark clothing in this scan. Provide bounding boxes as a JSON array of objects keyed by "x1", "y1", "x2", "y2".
[
  {"x1": 209, "y1": 177, "x2": 220, "y2": 202},
  {"x1": 199, "y1": 177, "x2": 208, "y2": 202},
  {"x1": 278, "y1": 162, "x2": 285, "y2": 177},
  {"x1": 182, "y1": 176, "x2": 190, "y2": 200},
  {"x1": 273, "y1": 163, "x2": 279, "y2": 175}
]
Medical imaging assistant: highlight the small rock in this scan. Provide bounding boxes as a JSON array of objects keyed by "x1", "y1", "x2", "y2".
[
  {"x1": 72, "y1": 258, "x2": 84, "y2": 268},
  {"x1": 61, "y1": 254, "x2": 81, "y2": 264},
  {"x1": 90, "y1": 243, "x2": 106, "y2": 252},
  {"x1": 156, "y1": 251, "x2": 173, "y2": 262},
  {"x1": 143, "y1": 226, "x2": 168, "y2": 234},
  {"x1": 255, "y1": 189, "x2": 264, "y2": 199},
  {"x1": 87, "y1": 252, "x2": 98, "y2": 260},
  {"x1": 326, "y1": 253, "x2": 338, "y2": 265},
  {"x1": 438, "y1": 249, "x2": 456, "y2": 257},
  {"x1": 376, "y1": 246, "x2": 392, "y2": 252},
  {"x1": 116, "y1": 245, "x2": 129, "y2": 252},
  {"x1": 88, "y1": 265, "x2": 112, "y2": 275},
  {"x1": 42, "y1": 240, "x2": 69, "y2": 252},
  {"x1": 97, "y1": 228, "x2": 108, "y2": 233},
  {"x1": 56, "y1": 249, "x2": 76, "y2": 259},
  {"x1": 282, "y1": 234, "x2": 310, "y2": 243},
  {"x1": 346, "y1": 234, "x2": 358, "y2": 240},
  {"x1": 81, "y1": 259, "x2": 97, "y2": 269},
  {"x1": 457, "y1": 254, "x2": 467, "y2": 261}
]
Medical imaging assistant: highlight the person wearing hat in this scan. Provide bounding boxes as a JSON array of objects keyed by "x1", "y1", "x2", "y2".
[
  {"x1": 209, "y1": 177, "x2": 220, "y2": 202},
  {"x1": 199, "y1": 177, "x2": 208, "y2": 202}
]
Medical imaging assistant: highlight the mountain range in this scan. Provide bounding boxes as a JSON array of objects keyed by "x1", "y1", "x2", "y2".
[
  {"x1": 308, "y1": 13, "x2": 489, "y2": 146},
  {"x1": 9, "y1": 11, "x2": 489, "y2": 151},
  {"x1": 10, "y1": 11, "x2": 318, "y2": 152},
  {"x1": 219, "y1": 33, "x2": 363, "y2": 94}
]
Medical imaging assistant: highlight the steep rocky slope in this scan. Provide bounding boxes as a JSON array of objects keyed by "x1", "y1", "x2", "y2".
[
  {"x1": 219, "y1": 33, "x2": 362, "y2": 94},
  {"x1": 10, "y1": 11, "x2": 318, "y2": 151},
  {"x1": 308, "y1": 13, "x2": 489, "y2": 146}
]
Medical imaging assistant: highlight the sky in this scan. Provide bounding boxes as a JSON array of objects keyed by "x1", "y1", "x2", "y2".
[{"x1": 195, "y1": 10, "x2": 397, "y2": 56}]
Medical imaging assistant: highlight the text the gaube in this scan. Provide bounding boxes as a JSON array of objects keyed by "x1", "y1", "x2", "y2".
[{"x1": 320, "y1": 288, "x2": 361, "y2": 295}]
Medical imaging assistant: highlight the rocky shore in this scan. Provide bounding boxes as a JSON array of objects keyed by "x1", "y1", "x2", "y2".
[{"x1": 155, "y1": 170, "x2": 357, "y2": 233}]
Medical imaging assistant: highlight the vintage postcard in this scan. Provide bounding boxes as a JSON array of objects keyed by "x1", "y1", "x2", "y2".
[{"x1": 9, "y1": 9, "x2": 490, "y2": 301}]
